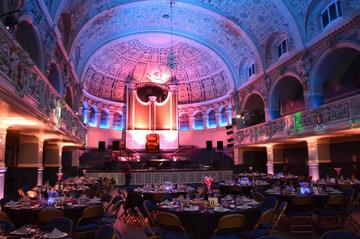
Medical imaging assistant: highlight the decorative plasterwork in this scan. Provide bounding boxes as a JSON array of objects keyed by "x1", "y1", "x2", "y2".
[{"x1": 82, "y1": 34, "x2": 233, "y2": 104}]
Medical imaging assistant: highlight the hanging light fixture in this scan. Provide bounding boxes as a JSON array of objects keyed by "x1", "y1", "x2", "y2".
[{"x1": 167, "y1": 0, "x2": 177, "y2": 72}]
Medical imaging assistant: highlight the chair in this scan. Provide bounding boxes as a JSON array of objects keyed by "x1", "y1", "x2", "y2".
[
  {"x1": 121, "y1": 192, "x2": 144, "y2": 224},
  {"x1": 37, "y1": 209, "x2": 64, "y2": 226},
  {"x1": 241, "y1": 209, "x2": 276, "y2": 239},
  {"x1": 317, "y1": 195, "x2": 348, "y2": 230},
  {"x1": 320, "y1": 230, "x2": 360, "y2": 239},
  {"x1": 146, "y1": 134, "x2": 160, "y2": 153},
  {"x1": 72, "y1": 205, "x2": 104, "y2": 238},
  {"x1": 212, "y1": 214, "x2": 246, "y2": 239},
  {"x1": 344, "y1": 192, "x2": 360, "y2": 231},
  {"x1": 0, "y1": 220, "x2": 15, "y2": 234},
  {"x1": 154, "y1": 212, "x2": 188, "y2": 239},
  {"x1": 261, "y1": 196, "x2": 278, "y2": 212},
  {"x1": 44, "y1": 217, "x2": 73, "y2": 234},
  {"x1": 271, "y1": 201, "x2": 287, "y2": 233},
  {"x1": 95, "y1": 224, "x2": 117, "y2": 239},
  {"x1": 143, "y1": 200, "x2": 160, "y2": 226},
  {"x1": 135, "y1": 207, "x2": 160, "y2": 238},
  {"x1": 254, "y1": 192, "x2": 265, "y2": 203},
  {"x1": 0, "y1": 211, "x2": 11, "y2": 222},
  {"x1": 286, "y1": 196, "x2": 313, "y2": 234}
]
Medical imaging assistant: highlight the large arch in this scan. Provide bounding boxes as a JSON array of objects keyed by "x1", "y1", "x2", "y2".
[
  {"x1": 88, "y1": 105, "x2": 98, "y2": 127},
  {"x1": 242, "y1": 93, "x2": 266, "y2": 126},
  {"x1": 207, "y1": 109, "x2": 217, "y2": 129},
  {"x1": 48, "y1": 63, "x2": 64, "y2": 95},
  {"x1": 309, "y1": 43, "x2": 360, "y2": 107},
  {"x1": 15, "y1": 21, "x2": 44, "y2": 71},
  {"x1": 99, "y1": 108, "x2": 110, "y2": 129},
  {"x1": 269, "y1": 76, "x2": 305, "y2": 120},
  {"x1": 113, "y1": 111, "x2": 123, "y2": 130},
  {"x1": 193, "y1": 111, "x2": 204, "y2": 130}
]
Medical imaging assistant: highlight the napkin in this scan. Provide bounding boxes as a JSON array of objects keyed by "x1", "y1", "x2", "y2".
[
  {"x1": 47, "y1": 228, "x2": 66, "y2": 238},
  {"x1": 163, "y1": 199, "x2": 170, "y2": 205}
]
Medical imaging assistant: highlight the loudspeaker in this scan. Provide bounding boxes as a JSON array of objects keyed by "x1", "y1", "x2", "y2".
[
  {"x1": 112, "y1": 140, "x2": 120, "y2": 151},
  {"x1": 226, "y1": 130, "x2": 234, "y2": 135},
  {"x1": 206, "y1": 141, "x2": 213, "y2": 150},
  {"x1": 225, "y1": 125, "x2": 233, "y2": 130},
  {"x1": 98, "y1": 141, "x2": 105, "y2": 152},
  {"x1": 217, "y1": 141, "x2": 223, "y2": 150}
]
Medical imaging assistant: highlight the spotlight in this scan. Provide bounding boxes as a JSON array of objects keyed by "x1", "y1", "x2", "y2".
[
  {"x1": 227, "y1": 138, "x2": 234, "y2": 142},
  {"x1": 227, "y1": 143, "x2": 234, "y2": 148}
]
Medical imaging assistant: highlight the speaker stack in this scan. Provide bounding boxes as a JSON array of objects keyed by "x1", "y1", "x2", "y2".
[
  {"x1": 98, "y1": 141, "x2": 105, "y2": 152},
  {"x1": 226, "y1": 124, "x2": 234, "y2": 148}
]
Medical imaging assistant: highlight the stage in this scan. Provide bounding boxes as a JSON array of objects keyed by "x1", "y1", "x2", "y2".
[{"x1": 90, "y1": 169, "x2": 232, "y2": 185}]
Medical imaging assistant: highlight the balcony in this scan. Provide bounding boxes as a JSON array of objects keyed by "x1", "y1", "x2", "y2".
[
  {"x1": 235, "y1": 93, "x2": 360, "y2": 146},
  {"x1": 0, "y1": 25, "x2": 86, "y2": 144}
]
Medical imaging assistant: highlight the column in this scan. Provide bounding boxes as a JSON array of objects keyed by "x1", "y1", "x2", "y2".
[
  {"x1": 96, "y1": 112, "x2": 101, "y2": 128},
  {"x1": 203, "y1": 114, "x2": 208, "y2": 129},
  {"x1": 306, "y1": 138, "x2": 331, "y2": 181},
  {"x1": 0, "y1": 125, "x2": 8, "y2": 199},
  {"x1": 189, "y1": 116, "x2": 194, "y2": 130},
  {"x1": 266, "y1": 145, "x2": 274, "y2": 175},
  {"x1": 108, "y1": 113, "x2": 114, "y2": 130},
  {"x1": 234, "y1": 147, "x2": 244, "y2": 165},
  {"x1": 264, "y1": 100, "x2": 270, "y2": 122},
  {"x1": 18, "y1": 135, "x2": 44, "y2": 189},
  {"x1": 71, "y1": 149, "x2": 80, "y2": 167},
  {"x1": 44, "y1": 143, "x2": 63, "y2": 185},
  {"x1": 215, "y1": 112, "x2": 220, "y2": 127}
]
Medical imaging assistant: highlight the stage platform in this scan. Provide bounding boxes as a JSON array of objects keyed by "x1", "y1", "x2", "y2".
[{"x1": 90, "y1": 169, "x2": 232, "y2": 185}]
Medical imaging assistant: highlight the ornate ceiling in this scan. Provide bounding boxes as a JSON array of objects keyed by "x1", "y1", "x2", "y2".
[
  {"x1": 83, "y1": 34, "x2": 232, "y2": 104},
  {"x1": 46, "y1": 0, "x2": 309, "y2": 105}
]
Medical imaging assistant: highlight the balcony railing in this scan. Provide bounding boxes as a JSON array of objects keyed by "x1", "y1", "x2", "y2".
[
  {"x1": 0, "y1": 24, "x2": 86, "y2": 144},
  {"x1": 235, "y1": 93, "x2": 360, "y2": 145}
]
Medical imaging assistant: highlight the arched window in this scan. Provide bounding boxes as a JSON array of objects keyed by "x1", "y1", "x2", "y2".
[
  {"x1": 193, "y1": 112, "x2": 204, "y2": 130},
  {"x1": 15, "y1": 21, "x2": 44, "y2": 71},
  {"x1": 179, "y1": 114, "x2": 190, "y2": 131},
  {"x1": 113, "y1": 112, "x2": 123, "y2": 130},
  {"x1": 99, "y1": 110, "x2": 109, "y2": 129},
  {"x1": 48, "y1": 63, "x2": 64, "y2": 95},
  {"x1": 219, "y1": 107, "x2": 227, "y2": 127},
  {"x1": 321, "y1": 1, "x2": 342, "y2": 29},
  {"x1": 82, "y1": 103, "x2": 88, "y2": 124},
  {"x1": 88, "y1": 106, "x2": 97, "y2": 127},
  {"x1": 207, "y1": 110, "x2": 217, "y2": 128}
]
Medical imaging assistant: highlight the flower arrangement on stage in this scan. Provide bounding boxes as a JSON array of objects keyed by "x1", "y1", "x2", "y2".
[
  {"x1": 334, "y1": 167, "x2": 342, "y2": 177},
  {"x1": 203, "y1": 176, "x2": 215, "y2": 192}
]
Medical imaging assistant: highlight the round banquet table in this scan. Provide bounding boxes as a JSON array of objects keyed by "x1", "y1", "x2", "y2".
[
  {"x1": 3, "y1": 205, "x2": 89, "y2": 228},
  {"x1": 159, "y1": 207, "x2": 261, "y2": 239},
  {"x1": 219, "y1": 184, "x2": 270, "y2": 196},
  {"x1": 264, "y1": 193, "x2": 340, "y2": 210},
  {"x1": 136, "y1": 191, "x2": 188, "y2": 203}
]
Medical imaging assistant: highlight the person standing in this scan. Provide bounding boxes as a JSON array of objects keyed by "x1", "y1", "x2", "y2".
[{"x1": 124, "y1": 162, "x2": 132, "y2": 187}]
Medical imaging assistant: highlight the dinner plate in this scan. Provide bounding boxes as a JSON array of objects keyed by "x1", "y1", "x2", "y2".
[
  {"x1": 214, "y1": 207, "x2": 230, "y2": 212},
  {"x1": 238, "y1": 205, "x2": 251, "y2": 209},
  {"x1": 183, "y1": 207, "x2": 199, "y2": 212},
  {"x1": 43, "y1": 232, "x2": 68, "y2": 239},
  {"x1": 161, "y1": 204, "x2": 178, "y2": 209}
]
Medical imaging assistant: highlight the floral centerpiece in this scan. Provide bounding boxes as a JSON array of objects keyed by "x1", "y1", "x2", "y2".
[{"x1": 203, "y1": 176, "x2": 215, "y2": 192}]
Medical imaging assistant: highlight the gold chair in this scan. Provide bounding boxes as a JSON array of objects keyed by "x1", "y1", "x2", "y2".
[
  {"x1": 271, "y1": 201, "x2": 288, "y2": 233},
  {"x1": 242, "y1": 209, "x2": 276, "y2": 238},
  {"x1": 213, "y1": 214, "x2": 246, "y2": 236},
  {"x1": 287, "y1": 196, "x2": 314, "y2": 234},
  {"x1": 135, "y1": 207, "x2": 159, "y2": 239},
  {"x1": 17, "y1": 188, "x2": 26, "y2": 197},
  {"x1": 37, "y1": 209, "x2": 64, "y2": 226},
  {"x1": 318, "y1": 195, "x2": 348, "y2": 230},
  {"x1": 72, "y1": 205, "x2": 104, "y2": 239},
  {"x1": 154, "y1": 212, "x2": 188, "y2": 238},
  {"x1": 0, "y1": 211, "x2": 11, "y2": 222}
]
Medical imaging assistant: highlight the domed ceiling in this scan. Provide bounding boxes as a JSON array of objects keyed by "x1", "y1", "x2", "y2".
[
  {"x1": 83, "y1": 34, "x2": 232, "y2": 104},
  {"x1": 48, "y1": 0, "x2": 305, "y2": 105}
]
